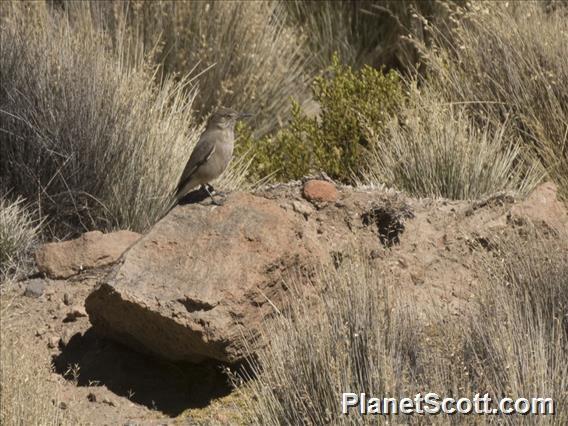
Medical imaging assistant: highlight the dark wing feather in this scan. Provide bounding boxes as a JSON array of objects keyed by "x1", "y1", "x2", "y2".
[{"x1": 176, "y1": 133, "x2": 216, "y2": 193}]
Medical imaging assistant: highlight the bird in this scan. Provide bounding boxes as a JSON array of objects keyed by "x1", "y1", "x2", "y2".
[{"x1": 175, "y1": 107, "x2": 250, "y2": 206}]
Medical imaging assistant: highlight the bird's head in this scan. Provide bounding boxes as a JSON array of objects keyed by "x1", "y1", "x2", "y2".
[{"x1": 207, "y1": 107, "x2": 252, "y2": 131}]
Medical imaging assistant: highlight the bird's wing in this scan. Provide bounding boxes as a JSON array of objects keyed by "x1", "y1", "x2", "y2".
[{"x1": 176, "y1": 133, "x2": 216, "y2": 193}]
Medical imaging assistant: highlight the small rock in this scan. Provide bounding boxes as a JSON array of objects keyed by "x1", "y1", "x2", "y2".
[
  {"x1": 292, "y1": 201, "x2": 313, "y2": 217},
  {"x1": 102, "y1": 397, "x2": 116, "y2": 407},
  {"x1": 60, "y1": 329, "x2": 79, "y2": 347},
  {"x1": 35, "y1": 230, "x2": 142, "y2": 279},
  {"x1": 58, "y1": 401, "x2": 68, "y2": 410},
  {"x1": 47, "y1": 336, "x2": 59, "y2": 349},
  {"x1": 63, "y1": 293, "x2": 73, "y2": 306},
  {"x1": 303, "y1": 180, "x2": 338, "y2": 203},
  {"x1": 35, "y1": 327, "x2": 47, "y2": 337},
  {"x1": 87, "y1": 392, "x2": 97, "y2": 402},
  {"x1": 64, "y1": 305, "x2": 87, "y2": 322},
  {"x1": 23, "y1": 279, "x2": 46, "y2": 298},
  {"x1": 369, "y1": 249, "x2": 381, "y2": 259}
]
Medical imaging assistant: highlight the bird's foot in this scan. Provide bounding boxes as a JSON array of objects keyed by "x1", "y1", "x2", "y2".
[{"x1": 203, "y1": 185, "x2": 226, "y2": 206}]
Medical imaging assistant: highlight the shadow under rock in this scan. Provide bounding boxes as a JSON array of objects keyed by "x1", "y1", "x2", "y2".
[{"x1": 52, "y1": 328, "x2": 232, "y2": 416}]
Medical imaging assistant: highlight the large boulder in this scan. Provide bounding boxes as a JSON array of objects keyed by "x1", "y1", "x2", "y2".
[
  {"x1": 35, "y1": 230, "x2": 141, "y2": 279},
  {"x1": 85, "y1": 192, "x2": 352, "y2": 364}
]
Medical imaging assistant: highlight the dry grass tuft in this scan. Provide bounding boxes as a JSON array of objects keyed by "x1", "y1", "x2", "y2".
[
  {"x1": 0, "y1": 2, "x2": 204, "y2": 236},
  {"x1": 415, "y1": 1, "x2": 568, "y2": 197},
  {"x1": 237, "y1": 254, "x2": 432, "y2": 425},
  {"x1": 363, "y1": 85, "x2": 544, "y2": 199},
  {"x1": 466, "y1": 231, "x2": 568, "y2": 424},
  {"x1": 285, "y1": 0, "x2": 447, "y2": 71},
  {"x1": 101, "y1": 0, "x2": 312, "y2": 138},
  {"x1": 0, "y1": 196, "x2": 41, "y2": 280},
  {"x1": 239, "y1": 231, "x2": 567, "y2": 424}
]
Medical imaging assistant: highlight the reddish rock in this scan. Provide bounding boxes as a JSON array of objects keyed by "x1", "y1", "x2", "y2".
[
  {"x1": 509, "y1": 182, "x2": 568, "y2": 231},
  {"x1": 35, "y1": 230, "x2": 141, "y2": 279},
  {"x1": 85, "y1": 189, "x2": 408, "y2": 364},
  {"x1": 85, "y1": 193, "x2": 335, "y2": 364},
  {"x1": 302, "y1": 180, "x2": 338, "y2": 203}
]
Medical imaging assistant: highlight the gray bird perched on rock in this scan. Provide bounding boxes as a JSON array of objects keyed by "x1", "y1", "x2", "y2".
[{"x1": 176, "y1": 107, "x2": 251, "y2": 206}]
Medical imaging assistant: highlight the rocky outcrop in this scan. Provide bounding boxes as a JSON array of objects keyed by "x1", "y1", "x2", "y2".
[
  {"x1": 35, "y1": 230, "x2": 141, "y2": 279},
  {"x1": 84, "y1": 181, "x2": 568, "y2": 364},
  {"x1": 85, "y1": 184, "x2": 399, "y2": 363},
  {"x1": 508, "y1": 181, "x2": 568, "y2": 231}
]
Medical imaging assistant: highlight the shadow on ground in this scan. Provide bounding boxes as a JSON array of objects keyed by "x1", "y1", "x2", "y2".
[{"x1": 52, "y1": 328, "x2": 232, "y2": 416}]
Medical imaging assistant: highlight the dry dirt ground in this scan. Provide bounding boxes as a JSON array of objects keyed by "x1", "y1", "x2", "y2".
[
  {"x1": 1, "y1": 182, "x2": 565, "y2": 424},
  {"x1": 2, "y1": 268, "x2": 250, "y2": 425}
]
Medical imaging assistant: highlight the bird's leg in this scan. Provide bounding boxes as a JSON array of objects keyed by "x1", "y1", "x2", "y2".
[
  {"x1": 206, "y1": 184, "x2": 227, "y2": 199},
  {"x1": 204, "y1": 185, "x2": 224, "y2": 206}
]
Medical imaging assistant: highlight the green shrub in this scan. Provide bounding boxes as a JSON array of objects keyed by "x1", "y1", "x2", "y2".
[{"x1": 236, "y1": 56, "x2": 404, "y2": 183}]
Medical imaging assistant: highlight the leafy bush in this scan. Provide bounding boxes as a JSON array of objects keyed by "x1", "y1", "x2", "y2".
[{"x1": 236, "y1": 56, "x2": 404, "y2": 183}]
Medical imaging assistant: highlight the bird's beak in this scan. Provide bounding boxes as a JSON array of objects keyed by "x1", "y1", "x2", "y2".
[{"x1": 238, "y1": 112, "x2": 253, "y2": 119}]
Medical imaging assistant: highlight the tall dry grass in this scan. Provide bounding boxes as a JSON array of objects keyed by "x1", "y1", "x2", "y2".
[
  {"x1": 238, "y1": 255, "x2": 428, "y2": 425},
  {"x1": 239, "y1": 231, "x2": 567, "y2": 424},
  {"x1": 466, "y1": 232, "x2": 568, "y2": 424},
  {"x1": 414, "y1": 1, "x2": 568, "y2": 197},
  {"x1": 94, "y1": 0, "x2": 312, "y2": 138},
  {"x1": 363, "y1": 85, "x2": 543, "y2": 199},
  {"x1": 285, "y1": 0, "x2": 449, "y2": 71},
  {"x1": 1, "y1": 1, "x2": 251, "y2": 237}
]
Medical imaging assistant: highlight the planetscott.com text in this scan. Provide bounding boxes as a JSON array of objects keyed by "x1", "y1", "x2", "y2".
[{"x1": 342, "y1": 392, "x2": 555, "y2": 416}]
